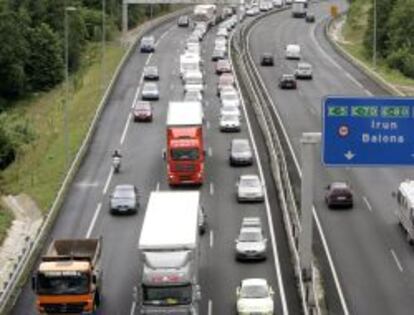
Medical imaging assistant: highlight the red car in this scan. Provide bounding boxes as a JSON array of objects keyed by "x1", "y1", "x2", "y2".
[
  {"x1": 215, "y1": 59, "x2": 232, "y2": 74},
  {"x1": 133, "y1": 101, "x2": 153, "y2": 122}
]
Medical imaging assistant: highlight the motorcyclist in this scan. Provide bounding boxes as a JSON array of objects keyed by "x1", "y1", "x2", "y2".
[{"x1": 112, "y1": 149, "x2": 122, "y2": 158}]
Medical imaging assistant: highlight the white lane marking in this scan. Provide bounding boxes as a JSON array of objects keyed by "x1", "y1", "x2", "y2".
[
  {"x1": 208, "y1": 299, "x2": 212, "y2": 315},
  {"x1": 130, "y1": 286, "x2": 137, "y2": 315},
  {"x1": 155, "y1": 26, "x2": 174, "y2": 47},
  {"x1": 209, "y1": 230, "x2": 214, "y2": 248},
  {"x1": 120, "y1": 113, "x2": 132, "y2": 145},
  {"x1": 231, "y1": 35, "x2": 288, "y2": 315},
  {"x1": 209, "y1": 182, "x2": 214, "y2": 195},
  {"x1": 102, "y1": 168, "x2": 113, "y2": 195},
  {"x1": 205, "y1": 100, "x2": 209, "y2": 107},
  {"x1": 86, "y1": 203, "x2": 102, "y2": 238},
  {"x1": 206, "y1": 121, "x2": 210, "y2": 129},
  {"x1": 156, "y1": 182, "x2": 160, "y2": 191},
  {"x1": 310, "y1": 21, "x2": 372, "y2": 96},
  {"x1": 363, "y1": 196, "x2": 373, "y2": 212},
  {"x1": 248, "y1": 19, "x2": 350, "y2": 315},
  {"x1": 130, "y1": 301, "x2": 136, "y2": 315},
  {"x1": 208, "y1": 147, "x2": 213, "y2": 157},
  {"x1": 390, "y1": 249, "x2": 403, "y2": 272}
]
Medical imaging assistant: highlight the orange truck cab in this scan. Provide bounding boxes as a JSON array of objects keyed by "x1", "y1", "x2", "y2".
[
  {"x1": 32, "y1": 238, "x2": 101, "y2": 314},
  {"x1": 166, "y1": 101, "x2": 205, "y2": 185}
]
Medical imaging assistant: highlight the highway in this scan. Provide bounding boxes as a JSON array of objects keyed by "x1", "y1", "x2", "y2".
[
  {"x1": 247, "y1": 1, "x2": 414, "y2": 314},
  {"x1": 11, "y1": 12, "x2": 301, "y2": 315}
]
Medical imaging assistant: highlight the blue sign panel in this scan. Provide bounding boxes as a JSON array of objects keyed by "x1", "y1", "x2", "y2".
[{"x1": 322, "y1": 96, "x2": 414, "y2": 166}]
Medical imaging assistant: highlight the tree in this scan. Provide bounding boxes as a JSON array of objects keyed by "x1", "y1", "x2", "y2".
[
  {"x1": 363, "y1": 0, "x2": 397, "y2": 58},
  {"x1": 26, "y1": 23, "x2": 64, "y2": 91},
  {"x1": 0, "y1": 12, "x2": 29, "y2": 99}
]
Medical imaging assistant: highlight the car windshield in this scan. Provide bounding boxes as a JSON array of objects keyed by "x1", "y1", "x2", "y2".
[
  {"x1": 239, "y1": 230, "x2": 262, "y2": 242},
  {"x1": 283, "y1": 75, "x2": 294, "y2": 80},
  {"x1": 240, "y1": 177, "x2": 260, "y2": 187},
  {"x1": 114, "y1": 188, "x2": 134, "y2": 198},
  {"x1": 240, "y1": 284, "x2": 268, "y2": 298},
  {"x1": 144, "y1": 84, "x2": 157, "y2": 91},
  {"x1": 143, "y1": 284, "x2": 192, "y2": 305},
  {"x1": 135, "y1": 103, "x2": 150, "y2": 111},
  {"x1": 222, "y1": 114, "x2": 239, "y2": 122},
  {"x1": 171, "y1": 148, "x2": 200, "y2": 161},
  {"x1": 222, "y1": 93, "x2": 238, "y2": 101},
  {"x1": 142, "y1": 37, "x2": 153, "y2": 45},
  {"x1": 145, "y1": 66, "x2": 157, "y2": 73},
  {"x1": 186, "y1": 77, "x2": 202, "y2": 85},
  {"x1": 299, "y1": 64, "x2": 310, "y2": 70},
  {"x1": 37, "y1": 272, "x2": 89, "y2": 295}
]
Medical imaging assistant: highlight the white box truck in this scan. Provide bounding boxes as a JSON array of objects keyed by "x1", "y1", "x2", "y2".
[
  {"x1": 394, "y1": 180, "x2": 414, "y2": 244},
  {"x1": 292, "y1": 0, "x2": 307, "y2": 17},
  {"x1": 138, "y1": 191, "x2": 202, "y2": 314}
]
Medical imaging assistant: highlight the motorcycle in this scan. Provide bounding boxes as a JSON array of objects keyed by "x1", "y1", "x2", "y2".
[{"x1": 112, "y1": 156, "x2": 121, "y2": 173}]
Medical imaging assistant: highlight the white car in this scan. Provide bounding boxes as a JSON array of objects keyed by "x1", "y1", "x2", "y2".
[
  {"x1": 221, "y1": 89, "x2": 240, "y2": 108},
  {"x1": 236, "y1": 279, "x2": 274, "y2": 314},
  {"x1": 215, "y1": 36, "x2": 227, "y2": 48},
  {"x1": 184, "y1": 90, "x2": 203, "y2": 103},
  {"x1": 295, "y1": 62, "x2": 313, "y2": 79},
  {"x1": 285, "y1": 44, "x2": 301, "y2": 59},
  {"x1": 236, "y1": 174, "x2": 264, "y2": 202},
  {"x1": 220, "y1": 114, "x2": 241, "y2": 132},
  {"x1": 141, "y1": 82, "x2": 159, "y2": 100},
  {"x1": 220, "y1": 104, "x2": 241, "y2": 117},
  {"x1": 217, "y1": 27, "x2": 229, "y2": 38}
]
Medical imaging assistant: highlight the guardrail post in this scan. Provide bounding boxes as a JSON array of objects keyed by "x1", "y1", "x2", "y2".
[{"x1": 122, "y1": 0, "x2": 128, "y2": 36}]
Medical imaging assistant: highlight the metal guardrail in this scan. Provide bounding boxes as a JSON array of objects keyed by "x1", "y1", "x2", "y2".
[
  {"x1": 0, "y1": 8, "x2": 190, "y2": 314},
  {"x1": 231, "y1": 8, "x2": 320, "y2": 315}
]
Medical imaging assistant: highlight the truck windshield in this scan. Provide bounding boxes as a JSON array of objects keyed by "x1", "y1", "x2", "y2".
[
  {"x1": 171, "y1": 148, "x2": 199, "y2": 161},
  {"x1": 37, "y1": 272, "x2": 89, "y2": 295},
  {"x1": 143, "y1": 284, "x2": 192, "y2": 305}
]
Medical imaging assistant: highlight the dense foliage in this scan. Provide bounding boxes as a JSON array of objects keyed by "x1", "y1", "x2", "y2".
[
  {"x1": 363, "y1": 0, "x2": 414, "y2": 77},
  {"x1": 0, "y1": 0, "x2": 170, "y2": 169}
]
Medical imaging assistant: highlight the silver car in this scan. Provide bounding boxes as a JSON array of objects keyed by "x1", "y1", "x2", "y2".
[
  {"x1": 142, "y1": 82, "x2": 159, "y2": 100},
  {"x1": 295, "y1": 62, "x2": 313, "y2": 79},
  {"x1": 143, "y1": 66, "x2": 159, "y2": 81},
  {"x1": 236, "y1": 174, "x2": 264, "y2": 202},
  {"x1": 220, "y1": 114, "x2": 241, "y2": 132},
  {"x1": 220, "y1": 89, "x2": 240, "y2": 108},
  {"x1": 110, "y1": 184, "x2": 140, "y2": 214},
  {"x1": 235, "y1": 219, "x2": 267, "y2": 260},
  {"x1": 230, "y1": 138, "x2": 253, "y2": 166}
]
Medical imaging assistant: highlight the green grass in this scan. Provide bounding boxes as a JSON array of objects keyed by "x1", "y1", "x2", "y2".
[
  {"x1": 0, "y1": 205, "x2": 13, "y2": 244},
  {"x1": 1, "y1": 41, "x2": 126, "y2": 213},
  {"x1": 341, "y1": 0, "x2": 414, "y2": 94}
]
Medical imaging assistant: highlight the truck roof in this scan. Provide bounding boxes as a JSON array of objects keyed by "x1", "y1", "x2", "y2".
[
  {"x1": 167, "y1": 102, "x2": 203, "y2": 126},
  {"x1": 139, "y1": 191, "x2": 200, "y2": 250}
]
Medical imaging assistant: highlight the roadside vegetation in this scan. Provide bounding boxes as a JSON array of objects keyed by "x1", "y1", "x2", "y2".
[
  {"x1": 342, "y1": 0, "x2": 414, "y2": 91},
  {"x1": 0, "y1": 0, "x2": 172, "y2": 237}
]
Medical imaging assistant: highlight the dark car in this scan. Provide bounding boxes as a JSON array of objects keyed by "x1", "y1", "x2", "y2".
[
  {"x1": 109, "y1": 184, "x2": 140, "y2": 214},
  {"x1": 260, "y1": 53, "x2": 274, "y2": 66},
  {"x1": 133, "y1": 101, "x2": 153, "y2": 122},
  {"x1": 230, "y1": 138, "x2": 253, "y2": 166},
  {"x1": 305, "y1": 12, "x2": 315, "y2": 23},
  {"x1": 177, "y1": 15, "x2": 190, "y2": 27},
  {"x1": 278, "y1": 74, "x2": 297, "y2": 89},
  {"x1": 143, "y1": 66, "x2": 159, "y2": 81},
  {"x1": 325, "y1": 182, "x2": 354, "y2": 209}
]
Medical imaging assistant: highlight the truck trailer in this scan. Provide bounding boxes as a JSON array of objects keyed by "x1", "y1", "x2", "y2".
[
  {"x1": 166, "y1": 101, "x2": 205, "y2": 186},
  {"x1": 193, "y1": 4, "x2": 217, "y2": 28},
  {"x1": 32, "y1": 238, "x2": 102, "y2": 314},
  {"x1": 138, "y1": 191, "x2": 201, "y2": 314}
]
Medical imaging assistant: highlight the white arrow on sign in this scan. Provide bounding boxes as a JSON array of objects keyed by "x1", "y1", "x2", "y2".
[{"x1": 344, "y1": 150, "x2": 355, "y2": 160}]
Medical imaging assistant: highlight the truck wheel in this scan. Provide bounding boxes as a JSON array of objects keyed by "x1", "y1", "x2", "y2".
[{"x1": 95, "y1": 289, "x2": 101, "y2": 307}]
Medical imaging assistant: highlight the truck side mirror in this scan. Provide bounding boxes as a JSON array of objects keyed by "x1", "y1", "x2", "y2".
[
  {"x1": 31, "y1": 275, "x2": 37, "y2": 291},
  {"x1": 162, "y1": 149, "x2": 166, "y2": 160}
]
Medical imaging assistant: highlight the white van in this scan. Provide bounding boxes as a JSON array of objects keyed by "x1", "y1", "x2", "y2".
[{"x1": 285, "y1": 44, "x2": 301, "y2": 59}]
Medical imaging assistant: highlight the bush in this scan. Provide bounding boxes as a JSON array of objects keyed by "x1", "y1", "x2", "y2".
[{"x1": 387, "y1": 47, "x2": 414, "y2": 78}]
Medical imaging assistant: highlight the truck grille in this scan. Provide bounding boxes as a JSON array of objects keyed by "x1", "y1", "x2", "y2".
[
  {"x1": 175, "y1": 164, "x2": 196, "y2": 171},
  {"x1": 42, "y1": 303, "x2": 87, "y2": 313}
]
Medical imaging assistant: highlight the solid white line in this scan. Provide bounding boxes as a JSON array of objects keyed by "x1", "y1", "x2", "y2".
[
  {"x1": 248, "y1": 19, "x2": 350, "y2": 315},
  {"x1": 208, "y1": 299, "x2": 212, "y2": 315},
  {"x1": 156, "y1": 182, "x2": 160, "y2": 191},
  {"x1": 102, "y1": 168, "x2": 113, "y2": 195},
  {"x1": 390, "y1": 249, "x2": 403, "y2": 272},
  {"x1": 363, "y1": 196, "x2": 373, "y2": 212},
  {"x1": 86, "y1": 203, "x2": 102, "y2": 238},
  {"x1": 208, "y1": 147, "x2": 213, "y2": 157},
  {"x1": 209, "y1": 230, "x2": 214, "y2": 248},
  {"x1": 120, "y1": 113, "x2": 132, "y2": 145},
  {"x1": 310, "y1": 21, "x2": 371, "y2": 96},
  {"x1": 206, "y1": 121, "x2": 210, "y2": 129},
  {"x1": 130, "y1": 301, "x2": 136, "y2": 315},
  {"x1": 209, "y1": 182, "x2": 214, "y2": 195},
  {"x1": 231, "y1": 36, "x2": 289, "y2": 315}
]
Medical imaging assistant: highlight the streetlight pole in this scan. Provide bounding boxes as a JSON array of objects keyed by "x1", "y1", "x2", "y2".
[
  {"x1": 373, "y1": 0, "x2": 377, "y2": 69},
  {"x1": 64, "y1": 6, "x2": 77, "y2": 171},
  {"x1": 102, "y1": 0, "x2": 106, "y2": 91}
]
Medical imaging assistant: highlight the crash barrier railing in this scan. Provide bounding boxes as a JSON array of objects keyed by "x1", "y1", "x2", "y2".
[
  {"x1": 231, "y1": 7, "x2": 321, "y2": 315},
  {"x1": 0, "y1": 7, "x2": 190, "y2": 314}
]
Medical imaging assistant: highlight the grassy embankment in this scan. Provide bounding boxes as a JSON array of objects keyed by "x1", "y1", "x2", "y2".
[
  {"x1": 0, "y1": 41, "x2": 125, "y2": 239},
  {"x1": 341, "y1": 0, "x2": 414, "y2": 92}
]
